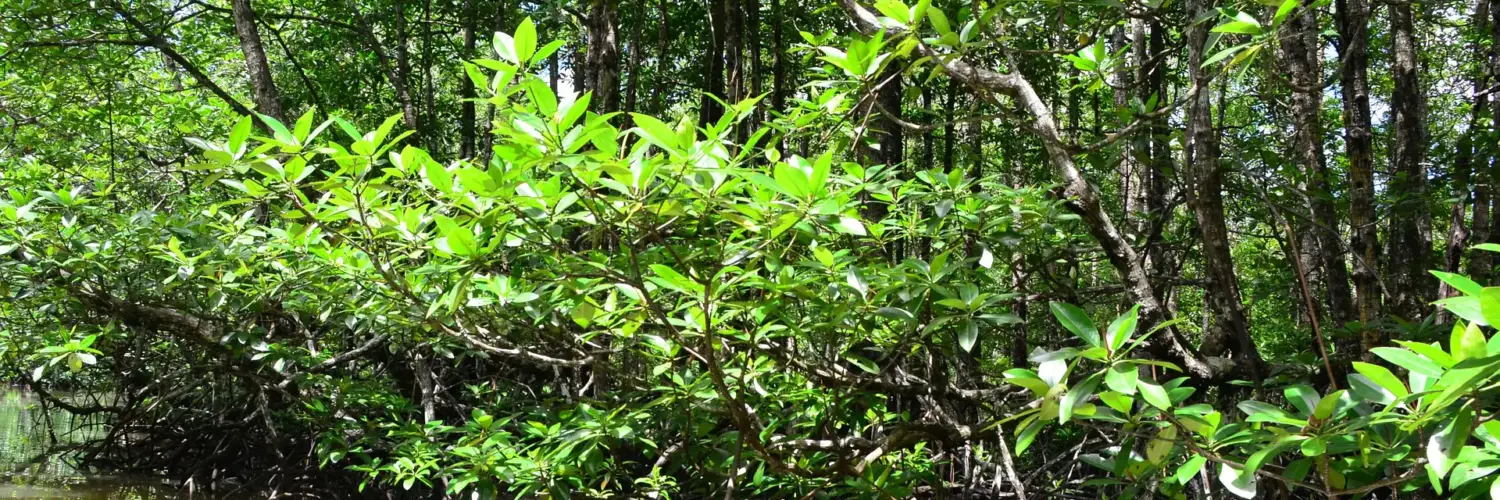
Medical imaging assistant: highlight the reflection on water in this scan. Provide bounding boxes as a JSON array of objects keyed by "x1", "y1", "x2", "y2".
[{"x1": 0, "y1": 388, "x2": 184, "y2": 499}]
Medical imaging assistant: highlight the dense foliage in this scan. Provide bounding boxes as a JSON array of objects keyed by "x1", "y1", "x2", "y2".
[{"x1": 7, "y1": 0, "x2": 1500, "y2": 497}]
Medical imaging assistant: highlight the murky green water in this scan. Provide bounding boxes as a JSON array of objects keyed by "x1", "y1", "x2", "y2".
[{"x1": 0, "y1": 389, "x2": 184, "y2": 499}]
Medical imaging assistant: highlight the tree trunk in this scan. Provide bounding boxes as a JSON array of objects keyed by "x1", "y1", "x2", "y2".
[
  {"x1": 460, "y1": 0, "x2": 477, "y2": 159},
  {"x1": 421, "y1": 0, "x2": 436, "y2": 153},
  {"x1": 1484, "y1": 0, "x2": 1500, "y2": 279},
  {"x1": 836, "y1": 0, "x2": 1232, "y2": 380},
  {"x1": 921, "y1": 85, "x2": 934, "y2": 170},
  {"x1": 1112, "y1": 25, "x2": 1140, "y2": 226},
  {"x1": 1459, "y1": 0, "x2": 1491, "y2": 288},
  {"x1": 586, "y1": 0, "x2": 620, "y2": 113},
  {"x1": 1185, "y1": 0, "x2": 1261, "y2": 378},
  {"x1": 624, "y1": 12, "x2": 642, "y2": 114},
  {"x1": 1385, "y1": 0, "x2": 1432, "y2": 320},
  {"x1": 770, "y1": 0, "x2": 785, "y2": 114},
  {"x1": 724, "y1": 0, "x2": 744, "y2": 134},
  {"x1": 1337, "y1": 0, "x2": 1381, "y2": 352},
  {"x1": 699, "y1": 0, "x2": 727, "y2": 126},
  {"x1": 391, "y1": 0, "x2": 423, "y2": 141},
  {"x1": 230, "y1": 0, "x2": 284, "y2": 122},
  {"x1": 1144, "y1": 21, "x2": 1172, "y2": 284},
  {"x1": 1284, "y1": 3, "x2": 1355, "y2": 325},
  {"x1": 747, "y1": 0, "x2": 763, "y2": 123},
  {"x1": 944, "y1": 79, "x2": 956, "y2": 172},
  {"x1": 654, "y1": 0, "x2": 670, "y2": 115}
]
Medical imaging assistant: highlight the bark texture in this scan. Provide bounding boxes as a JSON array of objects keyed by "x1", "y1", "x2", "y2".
[
  {"x1": 231, "y1": 0, "x2": 284, "y2": 122},
  {"x1": 1337, "y1": 0, "x2": 1381, "y2": 354},
  {"x1": 1385, "y1": 0, "x2": 1432, "y2": 321}
]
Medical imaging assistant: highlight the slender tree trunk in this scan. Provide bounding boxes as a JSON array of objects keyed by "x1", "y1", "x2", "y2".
[
  {"x1": 1185, "y1": 0, "x2": 1261, "y2": 378},
  {"x1": 1337, "y1": 0, "x2": 1381, "y2": 353},
  {"x1": 460, "y1": 0, "x2": 477, "y2": 159},
  {"x1": 654, "y1": 0, "x2": 670, "y2": 114},
  {"x1": 1112, "y1": 25, "x2": 1139, "y2": 226},
  {"x1": 624, "y1": 12, "x2": 642, "y2": 114},
  {"x1": 1475, "y1": 0, "x2": 1497, "y2": 279},
  {"x1": 921, "y1": 85, "x2": 934, "y2": 170},
  {"x1": 421, "y1": 0, "x2": 436, "y2": 153},
  {"x1": 944, "y1": 79, "x2": 956, "y2": 171},
  {"x1": 230, "y1": 0, "x2": 283, "y2": 122},
  {"x1": 1458, "y1": 0, "x2": 1491, "y2": 288},
  {"x1": 572, "y1": 10, "x2": 588, "y2": 97},
  {"x1": 700, "y1": 0, "x2": 727, "y2": 126},
  {"x1": 770, "y1": 0, "x2": 785, "y2": 114},
  {"x1": 880, "y1": 67, "x2": 904, "y2": 169},
  {"x1": 1145, "y1": 21, "x2": 1171, "y2": 284},
  {"x1": 1284, "y1": 3, "x2": 1355, "y2": 324},
  {"x1": 586, "y1": 0, "x2": 620, "y2": 113},
  {"x1": 747, "y1": 0, "x2": 763, "y2": 127},
  {"x1": 392, "y1": 0, "x2": 423, "y2": 140},
  {"x1": 724, "y1": 0, "x2": 744, "y2": 130},
  {"x1": 1485, "y1": 0, "x2": 1500, "y2": 277},
  {"x1": 1385, "y1": 0, "x2": 1432, "y2": 320}
]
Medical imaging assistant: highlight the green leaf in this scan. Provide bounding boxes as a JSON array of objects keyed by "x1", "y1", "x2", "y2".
[
  {"x1": 844, "y1": 354, "x2": 880, "y2": 374},
  {"x1": 1273, "y1": 0, "x2": 1299, "y2": 25},
  {"x1": 1138, "y1": 381, "x2": 1171, "y2": 410},
  {"x1": 1474, "y1": 243, "x2": 1500, "y2": 252},
  {"x1": 928, "y1": 7, "x2": 952, "y2": 34},
  {"x1": 1099, "y1": 390, "x2": 1133, "y2": 413},
  {"x1": 1146, "y1": 425, "x2": 1176, "y2": 464},
  {"x1": 1428, "y1": 405, "x2": 1475, "y2": 479},
  {"x1": 1060, "y1": 372, "x2": 1102, "y2": 423},
  {"x1": 1394, "y1": 341, "x2": 1456, "y2": 368},
  {"x1": 1432, "y1": 271, "x2": 1483, "y2": 297},
  {"x1": 532, "y1": 40, "x2": 566, "y2": 66},
  {"x1": 1349, "y1": 373, "x2": 1395, "y2": 405},
  {"x1": 1201, "y1": 42, "x2": 1251, "y2": 68},
  {"x1": 513, "y1": 17, "x2": 537, "y2": 65},
  {"x1": 1352, "y1": 361, "x2": 1409, "y2": 400},
  {"x1": 1049, "y1": 302, "x2": 1100, "y2": 348},
  {"x1": 434, "y1": 216, "x2": 475, "y2": 257},
  {"x1": 1245, "y1": 435, "x2": 1303, "y2": 476},
  {"x1": 1282, "y1": 384, "x2": 1320, "y2": 416},
  {"x1": 630, "y1": 113, "x2": 680, "y2": 152},
  {"x1": 958, "y1": 319, "x2": 979, "y2": 352},
  {"x1": 1015, "y1": 418, "x2": 1044, "y2": 455},
  {"x1": 1104, "y1": 305, "x2": 1139, "y2": 352},
  {"x1": 875, "y1": 307, "x2": 916, "y2": 322},
  {"x1": 1371, "y1": 347, "x2": 1445, "y2": 377},
  {"x1": 1313, "y1": 390, "x2": 1345, "y2": 419},
  {"x1": 1219, "y1": 463, "x2": 1257, "y2": 499},
  {"x1": 1105, "y1": 363, "x2": 1138, "y2": 395},
  {"x1": 873, "y1": 0, "x2": 912, "y2": 23},
  {"x1": 773, "y1": 163, "x2": 811, "y2": 199},
  {"x1": 1482, "y1": 288, "x2": 1500, "y2": 331},
  {"x1": 228, "y1": 115, "x2": 252, "y2": 157},
  {"x1": 1004, "y1": 370, "x2": 1051, "y2": 396},
  {"x1": 1212, "y1": 20, "x2": 1263, "y2": 35},
  {"x1": 648, "y1": 264, "x2": 703, "y2": 294},
  {"x1": 837, "y1": 215, "x2": 867, "y2": 236},
  {"x1": 1453, "y1": 320, "x2": 1488, "y2": 362},
  {"x1": 1174, "y1": 455, "x2": 1207, "y2": 485},
  {"x1": 424, "y1": 157, "x2": 453, "y2": 193},
  {"x1": 258, "y1": 113, "x2": 296, "y2": 145},
  {"x1": 1300, "y1": 436, "x2": 1326, "y2": 456},
  {"x1": 493, "y1": 31, "x2": 517, "y2": 64}
]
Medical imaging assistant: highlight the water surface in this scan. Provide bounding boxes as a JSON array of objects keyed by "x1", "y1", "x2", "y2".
[{"x1": 0, "y1": 389, "x2": 184, "y2": 499}]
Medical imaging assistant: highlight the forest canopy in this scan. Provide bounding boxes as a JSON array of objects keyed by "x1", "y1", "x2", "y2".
[{"x1": 3, "y1": 0, "x2": 1500, "y2": 497}]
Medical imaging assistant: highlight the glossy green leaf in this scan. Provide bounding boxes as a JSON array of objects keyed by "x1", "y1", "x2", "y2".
[{"x1": 1049, "y1": 302, "x2": 1100, "y2": 348}]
